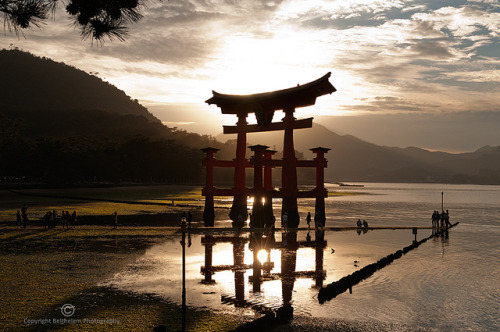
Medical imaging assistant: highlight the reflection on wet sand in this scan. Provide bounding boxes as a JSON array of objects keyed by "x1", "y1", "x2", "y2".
[{"x1": 200, "y1": 229, "x2": 327, "y2": 320}]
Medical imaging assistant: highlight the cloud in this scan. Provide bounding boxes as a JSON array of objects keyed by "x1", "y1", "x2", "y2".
[{"x1": 1, "y1": 0, "x2": 499, "y2": 152}]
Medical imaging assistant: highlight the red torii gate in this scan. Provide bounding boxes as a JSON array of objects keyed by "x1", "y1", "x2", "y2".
[{"x1": 203, "y1": 73, "x2": 336, "y2": 227}]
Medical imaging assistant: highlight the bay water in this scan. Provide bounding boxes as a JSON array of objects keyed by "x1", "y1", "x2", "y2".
[{"x1": 105, "y1": 183, "x2": 500, "y2": 331}]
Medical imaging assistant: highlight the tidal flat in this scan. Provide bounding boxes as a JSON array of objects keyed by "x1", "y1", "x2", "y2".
[{"x1": 0, "y1": 226, "x2": 246, "y2": 331}]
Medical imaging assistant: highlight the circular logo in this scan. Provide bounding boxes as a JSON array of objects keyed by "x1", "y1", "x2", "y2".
[{"x1": 61, "y1": 303, "x2": 75, "y2": 317}]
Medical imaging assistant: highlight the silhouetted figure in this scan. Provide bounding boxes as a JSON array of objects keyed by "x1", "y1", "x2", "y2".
[
  {"x1": 21, "y1": 203, "x2": 28, "y2": 228},
  {"x1": 52, "y1": 210, "x2": 57, "y2": 228},
  {"x1": 440, "y1": 211, "x2": 445, "y2": 228},
  {"x1": 113, "y1": 211, "x2": 118, "y2": 229},
  {"x1": 282, "y1": 212, "x2": 288, "y2": 229},
  {"x1": 362, "y1": 220, "x2": 368, "y2": 228},
  {"x1": 356, "y1": 219, "x2": 362, "y2": 228},
  {"x1": 71, "y1": 211, "x2": 77, "y2": 228},
  {"x1": 16, "y1": 210, "x2": 21, "y2": 228},
  {"x1": 65, "y1": 211, "x2": 69, "y2": 228},
  {"x1": 43, "y1": 211, "x2": 51, "y2": 229},
  {"x1": 306, "y1": 212, "x2": 312, "y2": 228},
  {"x1": 431, "y1": 210, "x2": 437, "y2": 227},
  {"x1": 445, "y1": 210, "x2": 451, "y2": 228}
]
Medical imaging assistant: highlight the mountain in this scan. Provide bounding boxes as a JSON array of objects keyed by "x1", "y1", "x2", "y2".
[
  {"x1": 0, "y1": 48, "x2": 159, "y2": 122},
  {"x1": 0, "y1": 49, "x2": 224, "y2": 149},
  {"x1": 224, "y1": 122, "x2": 500, "y2": 184},
  {"x1": 0, "y1": 49, "x2": 229, "y2": 185}
]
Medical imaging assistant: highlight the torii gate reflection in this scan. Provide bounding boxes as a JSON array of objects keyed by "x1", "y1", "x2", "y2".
[{"x1": 200, "y1": 230, "x2": 327, "y2": 318}]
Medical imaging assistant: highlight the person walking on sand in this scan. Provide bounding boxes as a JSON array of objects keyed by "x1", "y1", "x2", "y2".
[
  {"x1": 306, "y1": 212, "x2": 312, "y2": 229},
  {"x1": 71, "y1": 211, "x2": 77, "y2": 228},
  {"x1": 356, "y1": 219, "x2": 362, "y2": 228},
  {"x1": 112, "y1": 211, "x2": 118, "y2": 229},
  {"x1": 363, "y1": 220, "x2": 368, "y2": 228}
]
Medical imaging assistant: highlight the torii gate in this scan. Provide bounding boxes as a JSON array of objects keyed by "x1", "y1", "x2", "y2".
[{"x1": 203, "y1": 73, "x2": 336, "y2": 227}]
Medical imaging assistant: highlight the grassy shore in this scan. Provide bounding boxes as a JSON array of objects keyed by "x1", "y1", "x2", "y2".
[
  {"x1": 0, "y1": 185, "x2": 362, "y2": 223},
  {"x1": 0, "y1": 226, "x2": 247, "y2": 331}
]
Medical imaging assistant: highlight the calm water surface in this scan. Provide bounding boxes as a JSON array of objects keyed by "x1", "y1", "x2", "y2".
[{"x1": 105, "y1": 183, "x2": 500, "y2": 331}]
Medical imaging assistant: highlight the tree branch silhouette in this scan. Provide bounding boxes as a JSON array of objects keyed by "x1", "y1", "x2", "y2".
[{"x1": 1, "y1": 0, "x2": 159, "y2": 43}]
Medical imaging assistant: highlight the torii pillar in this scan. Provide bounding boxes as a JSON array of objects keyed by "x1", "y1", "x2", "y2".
[
  {"x1": 282, "y1": 107, "x2": 300, "y2": 227},
  {"x1": 250, "y1": 145, "x2": 268, "y2": 228},
  {"x1": 311, "y1": 147, "x2": 330, "y2": 227},
  {"x1": 230, "y1": 113, "x2": 249, "y2": 223},
  {"x1": 201, "y1": 147, "x2": 220, "y2": 226},
  {"x1": 263, "y1": 149, "x2": 277, "y2": 227}
]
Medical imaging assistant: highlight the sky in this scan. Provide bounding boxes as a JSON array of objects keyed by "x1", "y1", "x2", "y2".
[{"x1": 1, "y1": 0, "x2": 499, "y2": 152}]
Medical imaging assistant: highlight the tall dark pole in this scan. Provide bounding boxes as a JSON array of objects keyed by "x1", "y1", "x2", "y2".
[
  {"x1": 441, "y1": 192, "x2": 444, "y2": 212},
  {"x1": 181, "y1": 220, "x2": 187, "y2": 332}
]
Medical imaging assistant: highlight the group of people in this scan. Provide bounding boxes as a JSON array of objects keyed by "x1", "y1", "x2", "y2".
[
  {"x1": 305, "y1": 212, "x2": 326, "y2": 229},
  {"x1": 15, "y1": 204, "x2": 29, "y2": 228},
  {"x1": 43, "y1": 210, "x2": 77, "y2": 228},
  {"x1": 15, "y1": 205, "x2": 78, "y2": 229},
  {"x1": 356, "y1": 218, "x2": 369, "y2": 228},
  {"x1": 432, "y1": 210, "x2": 451, "y2": 228}
]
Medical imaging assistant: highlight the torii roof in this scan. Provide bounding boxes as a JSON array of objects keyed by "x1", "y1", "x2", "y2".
[{"x1": 205, "y1": 72, "x2": 336, "y2": 115}]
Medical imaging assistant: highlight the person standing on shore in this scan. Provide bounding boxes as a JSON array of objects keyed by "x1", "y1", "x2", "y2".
[
  {"x1": 21, "y1": 203, "x2": 28, "y2": 228},
  {"x1": 16, "y1": 210, "x2": 21, "y2": 228},
  {"x1": 306, "y1": 212, "x2": 312, "y2": 229},
  {"x1": 282, "y1": 212, "x2": 288, "y2": 229}
]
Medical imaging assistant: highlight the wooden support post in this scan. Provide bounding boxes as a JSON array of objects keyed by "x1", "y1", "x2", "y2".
[
  {"x1": 311, "y1": 147, "x2": 330, "y2": 228},
  {"x1": 250, "y1": 145, "x2": 268, "y2": 228},
  {"x1": 263, "y1": 149, "x2": 276, "y2": 227},
  {"x1": 281, "y1": 107, "x2": 299, "y2": 227},
  {"x1": 230, "y1": 113, "x2": 249, "y2": 226},
  {"x1": 201, "y1": 147, "x2": 219, "y2": 227}
]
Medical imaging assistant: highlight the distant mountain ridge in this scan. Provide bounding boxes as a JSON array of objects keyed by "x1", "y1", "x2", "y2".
[
  {"x1": 2, "y1": 49, "x2": 498, "y2": 185},
  {"x1": 229, "y1": 123, "x2": 500, "y2": 184},
  {"x1": 0, "y1": 48, "x2": 159, "y2": 123}
]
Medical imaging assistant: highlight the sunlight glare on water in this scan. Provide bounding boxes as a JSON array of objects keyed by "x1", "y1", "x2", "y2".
[{"x1": 104, "y1": 183, "x2": 500, "y2": 331}]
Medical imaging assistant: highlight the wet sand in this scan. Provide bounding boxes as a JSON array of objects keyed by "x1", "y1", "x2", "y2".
[
  {"x1": 1, "y1": 224, "x2": 443, "y2": 331},
  {"x1": 0, "y1": 226, "x2": 246, "y2": 331}
]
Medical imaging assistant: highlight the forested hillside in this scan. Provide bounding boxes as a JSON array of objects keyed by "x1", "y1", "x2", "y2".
[{"x1": 0, "y1": 49, "x2": 230, "y2": 186}]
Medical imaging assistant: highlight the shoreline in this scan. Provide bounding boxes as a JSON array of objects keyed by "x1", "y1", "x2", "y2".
[{"x1": 0, "y1": 225, "x2": 436, "y2": 331}]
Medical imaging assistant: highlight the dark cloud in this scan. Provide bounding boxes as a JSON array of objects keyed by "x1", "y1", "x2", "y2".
[
  {"x1": 85, "y1": 0, "x2": 285, "y2": 66},
  {"x1": 341, "y1": 95, "x2": 440, "y2": 113},
  {"x1": 408, "y1": 39, "x2": 454, "y2": 59}
]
